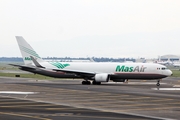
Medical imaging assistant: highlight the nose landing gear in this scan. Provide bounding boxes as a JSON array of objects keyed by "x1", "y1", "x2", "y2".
[{"x1": 156, "y1": 79, "x2": 161, "y2": 86}]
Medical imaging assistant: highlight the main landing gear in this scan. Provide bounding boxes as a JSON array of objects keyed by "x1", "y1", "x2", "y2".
[
  {"x1": 81, "y1": 80, "x2": 101, "y2": 85},
  {"x1": 82, "y1": 81, "x2": 91, "y2": 85},
  {"x1": 124, "y1": 79, "x2": 129, "y2": 83},
  {"x1": 156, "y1": 79, "x2": 161, "y2": 86},
  {"x1": 82, "y1": 78, "x2": 91, "y2": 85},
  {"x1": 92, "y1": 81, "x2": 101, "y2": 85}
]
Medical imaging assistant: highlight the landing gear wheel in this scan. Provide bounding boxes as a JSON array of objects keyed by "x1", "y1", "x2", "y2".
[
  {"x1": 87, "y1": 81, "x2": 91, "y2": 85},
  {"x1": 124, "y1": 79, "x2": 129, "y2": 83},
  {"x1": 97, "y1": 82, "x2": 101, "y2": 85},
  {"x1": 156, "y1": 79, "x2": 161, "y2": 86},
  {"x1": 82, "y1": 81, "x2": 91, "y2": 85},
  {"x1": 92, "y1": 81, "x2": 101, "y2": 85},
  {"x1": 82, "y1": 81, "x2": 86, "y2": 85},
  {"x1": 92, "y1": 81, "x2": 96, "y2": 85},
  {"x1": 156, "y1": 83, "x2": 160, "y2": 86}
]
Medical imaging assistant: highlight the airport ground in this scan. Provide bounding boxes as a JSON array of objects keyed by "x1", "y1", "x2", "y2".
[{"x1": 0, "y1": 76, "x2": 179, "y2": 120}]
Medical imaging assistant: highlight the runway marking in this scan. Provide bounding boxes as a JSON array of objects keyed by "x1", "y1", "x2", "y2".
[
  {"x1": 0, "y1": 112, "x2": 51, "y2": 120},
  {"x1": 0, "y1": 104, "x2": 55, "y2": 108},
  {"x1": 66, "y1": 95, "x2": 127, "y2": 99},
  {"x1": 107, "y1": 82, "x2": 164, "y2": 85},
  {"x1": 0, "y1": 91, "x2": 38, "y2": 94},
  {"x1": 151, "y1": 88, "x2": 180, "y2": 90},
  {"x1": 116, "y1": 106, "x2": 180, "y2": 112},
  {"x1": 46, "y1": 108, "x2": 85, "y2": 110},
  {"x1": 0, "y1": 99, "x2": 28, "y2": 102},
  {"x1": 0, "y1": 101, "x2": 38, "y2": 104},
  {"x1": 63, "y1": 114, "x2": 131, "y2": 120},
  {"x1": 40, "y1": 112, "x2": 129, "y2": 120},
  {"x1": 147, "y1": 99, "x2": 173, "y2": 102},
  {"x1": 119, "y1": 97, "x2": 151, "y2": 100},
  {"x1": 98, "y1": 95, "x2": 130, "y2": 97},
  {"x1": 44, "y1": 112, "x2": 74, "y2": 117},
  {"x1": 173, "y1": 85, "x2": 180, "y2": 87},
  {"x1": 107, "y1": 103, "x2": 161, "y2": 107}
]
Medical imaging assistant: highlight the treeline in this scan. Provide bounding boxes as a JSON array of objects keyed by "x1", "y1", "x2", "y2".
[
  {"x1": 0, "y1": 57, "x2": 23, "y2": 62},
  {"x1": 0, "y1": 57, "x2": 135, "y2": 62},
  {"x1": 90, "y1": 57, "x2": 135, "y2": 62},
  {"x1": 43, "y1": 57, "x2": 135, "y2": 62}
]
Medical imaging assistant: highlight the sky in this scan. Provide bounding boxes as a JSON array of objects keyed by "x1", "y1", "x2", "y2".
[{"x1": 0, "y1": 0, "x2": 180, "y2": 59}]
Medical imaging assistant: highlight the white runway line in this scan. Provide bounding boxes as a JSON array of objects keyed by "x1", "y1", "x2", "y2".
[
  {"x1": 173, "y1": 85, "x2": 180, "y2": 87},
  {"x1": 0, "y1": 91, "x2": 38, "y2": 94},
  {"x1": 107, "y1": 82, "x2": 167, "y2": 85},
  {"x1": 151, "y1": 88, "x2": 180, "y2": 90}
]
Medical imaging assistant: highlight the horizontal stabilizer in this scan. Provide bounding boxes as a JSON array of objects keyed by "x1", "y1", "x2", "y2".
[
  {"x1": 30, "y1": 56, "x2": 45, "y2": 68},
  {"x1": 9, "y1": 64, "x2": 36, "y2": 71}
]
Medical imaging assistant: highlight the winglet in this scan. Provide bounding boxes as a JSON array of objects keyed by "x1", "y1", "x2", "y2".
[{"x1": 30, "y1": 56, "x2": 45, "y2": 68}]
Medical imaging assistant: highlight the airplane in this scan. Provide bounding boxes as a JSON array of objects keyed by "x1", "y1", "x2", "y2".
[
  {"x1": 11, "y1": 36, "x2": 173, "y2": 86},
  {"x1": 173, "y1": 63, "x2": 180, "y2": 67},
  {"x1": 172, "y1": 61, "x2": 180, "y2": 69},
  {"x1": 155, "y1": 60, "x2": 173, "y2": 65},
  {"x1": 154, "y1": 56, "x2": 173, "y2": 65}
]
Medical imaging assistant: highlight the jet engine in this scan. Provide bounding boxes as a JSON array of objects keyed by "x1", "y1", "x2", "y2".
[{"x1": 94, "y1": 73, "x2": 110, "y2": 82}]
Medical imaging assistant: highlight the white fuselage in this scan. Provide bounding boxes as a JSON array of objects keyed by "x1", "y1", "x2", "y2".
[
  {"x1": 173, "y1": 63, "x2": 180, "y2": 67},
  {"x1": 39, "y1": 62, "x2": 172, "y2": 80}
]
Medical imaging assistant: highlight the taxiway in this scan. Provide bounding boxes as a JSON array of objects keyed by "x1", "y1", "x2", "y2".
[{"x1": 0, "y1": 76, "x2": 179, "y2": 120}]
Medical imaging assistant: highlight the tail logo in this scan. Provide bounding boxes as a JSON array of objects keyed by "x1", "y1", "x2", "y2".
[
  {"x1": 20, "y1": 45, "x2": 41, "y2": 59},
  {"x1": 24, "y1": 57, "x2": 32, "y2": 60},
  {"x1": 50, "y1": 62, "x2": 70, "y2": 69}
]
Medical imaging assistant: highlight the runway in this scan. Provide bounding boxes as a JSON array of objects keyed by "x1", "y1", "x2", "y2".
[{"x1": 0, "y1": 76, "x2": 180, "y2": 120}]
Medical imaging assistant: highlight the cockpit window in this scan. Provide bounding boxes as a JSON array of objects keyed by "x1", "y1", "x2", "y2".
[{"x1": 161, "y1": 67, "x2": 167, "y2": 70}]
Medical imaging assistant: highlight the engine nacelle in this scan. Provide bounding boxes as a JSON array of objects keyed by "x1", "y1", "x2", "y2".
[{"x1": 94, "y1": 73, "x2": 110, "y2": 82}]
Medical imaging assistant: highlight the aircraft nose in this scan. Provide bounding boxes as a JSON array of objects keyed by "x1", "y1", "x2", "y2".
[{"x1": 169, "y1": 70, "x2": 173, "y2": 76}]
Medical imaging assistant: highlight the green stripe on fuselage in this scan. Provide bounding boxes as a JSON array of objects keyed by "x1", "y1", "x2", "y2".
[{"x1": 50, "y1": 62, "x2": 70, "y2": 69}]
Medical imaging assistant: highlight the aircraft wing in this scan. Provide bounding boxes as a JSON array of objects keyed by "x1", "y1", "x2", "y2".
[
  {"x1": 52, "y1": 68, "x2": 96, "y2": 77},
  {"x1": 30, "y1": 56, "x2": 103, "y2": 77}
]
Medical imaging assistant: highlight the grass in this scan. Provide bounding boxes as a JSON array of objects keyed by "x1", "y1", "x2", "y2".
[
  {"x1": 0, "y1": 73, "x2": 58, "y2": 80},
  {"x1": 0, "y1": 63, "x2": 61, "y2": 80},
  {"x1": 171, "y1": 70, "x2": 180, "y2": 77}
]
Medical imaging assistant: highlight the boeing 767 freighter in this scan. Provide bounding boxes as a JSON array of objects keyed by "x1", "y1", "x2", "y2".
[{"x1": 10, "y1": 36, "x2": 172, "y2": 86}]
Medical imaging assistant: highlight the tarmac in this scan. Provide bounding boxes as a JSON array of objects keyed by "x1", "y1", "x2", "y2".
[{"x1": 0, "y1": 76, "x2": 180, "y2": 120}]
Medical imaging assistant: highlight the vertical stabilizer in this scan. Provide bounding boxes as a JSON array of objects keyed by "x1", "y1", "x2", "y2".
[{"x1": 16, "y1": 36, "x2": 44, "y2": 65}]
